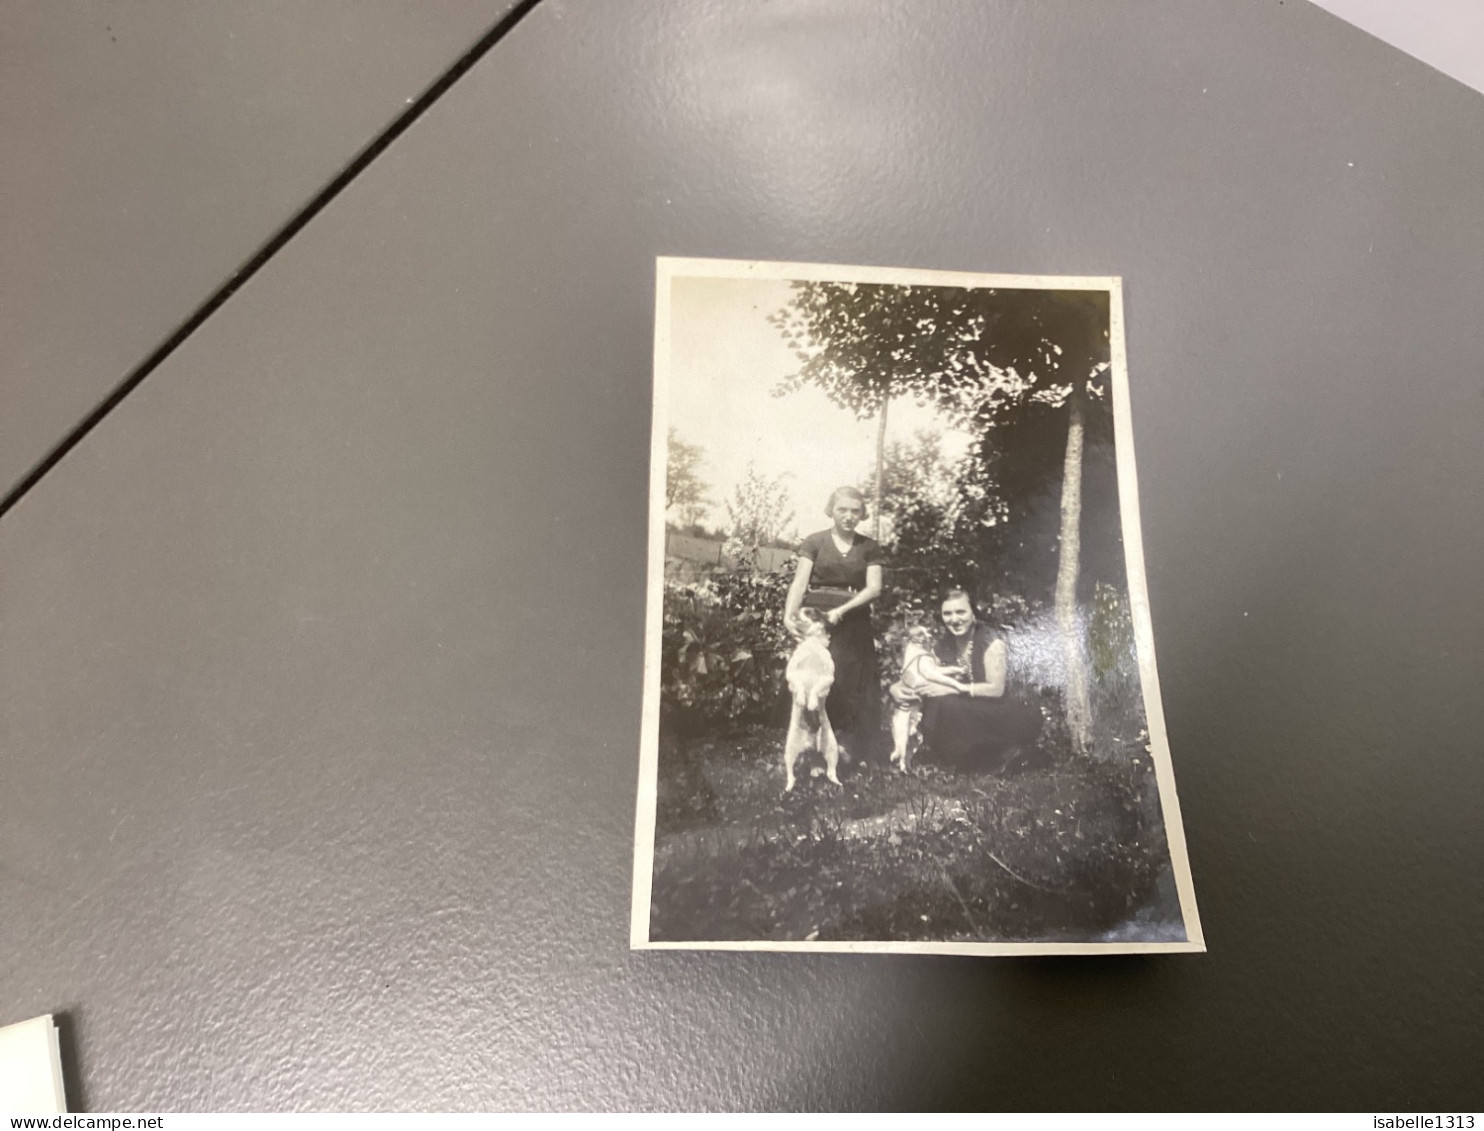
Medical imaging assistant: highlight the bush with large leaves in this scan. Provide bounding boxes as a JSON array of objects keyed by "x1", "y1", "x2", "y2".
[{"x1": 660, "y1": 568, "x2": 796, "y2": 727}]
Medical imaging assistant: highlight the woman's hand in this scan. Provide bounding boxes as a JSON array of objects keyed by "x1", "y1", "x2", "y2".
[
  {"x1": 919, "y1": 683, "x2": 962, "y2": 698},
  {"x1": 825, "y1": 607, "x2": 844, "y2": 627}
]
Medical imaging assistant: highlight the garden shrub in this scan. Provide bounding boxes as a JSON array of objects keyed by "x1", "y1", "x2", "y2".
[{"x1": 660, "y1": 565, "x2": 796, "y2": 727}]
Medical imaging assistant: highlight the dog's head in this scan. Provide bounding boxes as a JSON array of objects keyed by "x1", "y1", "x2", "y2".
[
  {"x1": 793, "y1": 607, "x2": 831, "y2": 639},
  {"x1": 905, "y1": 623, "x2": 936, "y2": 649}
]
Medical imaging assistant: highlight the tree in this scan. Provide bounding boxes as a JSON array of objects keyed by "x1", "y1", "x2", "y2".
[
  {"x1": 770, "y1": 287, "x2": 930, "y2": 538},
  {"x1": 859, "y1": 429, "x2": 966, "y2": 592},
  {"x1": 723, "y1": 464, "x2": 796, "y2": 566},
  {"x1": 866, "y1": 429, "x2": 958, "y2": 520},
  {"x1": 666, "y1": 427, "x2": 711, "y2": 527},
  {"x1": 773, "y1": 282, "x2": 1112, "y2": 752}
]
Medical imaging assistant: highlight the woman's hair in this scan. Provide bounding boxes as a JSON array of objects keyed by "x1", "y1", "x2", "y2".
[
  {"x1": 824, "y1": 485, "x2": 869, "y2": 520},
  {"x1": 938, "y1": 588, "x2": 976, "y2": 615}
]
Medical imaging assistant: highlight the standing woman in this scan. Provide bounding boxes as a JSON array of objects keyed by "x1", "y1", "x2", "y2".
[{"x1": 784, "y1": 487, "x2": 886, "y2": 765}]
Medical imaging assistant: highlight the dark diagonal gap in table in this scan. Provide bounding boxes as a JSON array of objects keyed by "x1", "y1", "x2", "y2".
[{"x1": 0, "y1": 0, "x2": 546, "y2": 521}]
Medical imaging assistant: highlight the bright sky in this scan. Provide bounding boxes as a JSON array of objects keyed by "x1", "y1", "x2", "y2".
[{"x1": 666, "y1": 275, "x2": 970, "y2": 540}]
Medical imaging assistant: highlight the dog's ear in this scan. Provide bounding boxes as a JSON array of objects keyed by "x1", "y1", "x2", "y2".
[{"x1": 795, "y1": 608, "x2": 830, "y2": 637}]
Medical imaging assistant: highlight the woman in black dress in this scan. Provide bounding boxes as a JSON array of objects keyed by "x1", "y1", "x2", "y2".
[
  {"x1": 783, "y1": 486, "x2": 885, "y2": 764},
  {"x1": 915, "y1": 589, "x2": 1043, "y2": 774}
]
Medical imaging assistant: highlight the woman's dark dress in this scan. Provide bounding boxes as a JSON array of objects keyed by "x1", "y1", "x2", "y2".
[
  {"x1": 798, "y1": 529, "x2": 883, "y2": 760},
  {"x1": 919, "y1": 623, "x2": 1042, "y2": 774}
]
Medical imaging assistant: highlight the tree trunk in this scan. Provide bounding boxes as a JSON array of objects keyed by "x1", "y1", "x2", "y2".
[
  {"x1": 1055, "y1": 392, "x2": 1093, "y2": 754},
  {"x1": 874, "y1": 393, "x2": 889, "y2": 540}
]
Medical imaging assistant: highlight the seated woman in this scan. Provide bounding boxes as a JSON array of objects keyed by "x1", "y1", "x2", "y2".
[{"x1": 909, "y1": 588, "x2": 1043, "y2": 774}]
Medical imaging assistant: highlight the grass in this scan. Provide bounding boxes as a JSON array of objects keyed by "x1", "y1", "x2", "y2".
[{"x1": 650, "y1": 722, "x2": 1184, "y2": 944}]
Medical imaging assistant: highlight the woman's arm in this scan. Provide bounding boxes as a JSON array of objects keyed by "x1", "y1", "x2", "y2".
[
  {"x1": 919, "y1": 678, "x2": 966, "y2": 697},
  {"x1": 920, "y1": 668, "x2": 970, "y2": 694},
  {"x1": 905, "y1": 654, "x2": 969, "y2": 695},
  {"x1": 825, "y1": 563, "x2": 883, "y2": 626},
  {"x1": 966, "y1": 637, "x2": 1007, "y2": 698},
  {"x1": 783, "y1": 556, "x2": 813, "y2": 634}
]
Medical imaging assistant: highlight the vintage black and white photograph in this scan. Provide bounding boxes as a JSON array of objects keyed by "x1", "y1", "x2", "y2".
[{"x1": 631, "y1": 258, "x2": 1202, "y2": 955}]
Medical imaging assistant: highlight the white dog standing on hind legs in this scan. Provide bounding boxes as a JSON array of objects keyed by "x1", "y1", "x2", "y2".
[{"x1": 783, "y1": 608, "x2": 841, "y2": 793}]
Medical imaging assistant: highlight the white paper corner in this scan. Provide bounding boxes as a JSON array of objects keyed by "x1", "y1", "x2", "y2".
[{"x1": 0, "y1": 1014, "x2": 67, "y2": 1114}]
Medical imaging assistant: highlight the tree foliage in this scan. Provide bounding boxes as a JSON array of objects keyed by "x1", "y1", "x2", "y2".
[
  {"x1": 666, "y1": 427, "x2": 711, "y2": 527},
  {"x1": 723, "y1": 463, "x2": 796, "y2": 557},
  {"x1": 771, "y1": 283, "x2": 1110, "y2": 429},
  {"x1": 774, "y1": 282, "x2": 1119, "y2": 606},
  {"x1": 859, "y1": 429, "x2": 970, "y2": 597}
]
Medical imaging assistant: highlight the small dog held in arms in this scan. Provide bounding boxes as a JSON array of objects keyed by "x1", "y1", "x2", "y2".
[
  {"x1": 889, "y1": 623, "x2": 970, "y2": 772},
  {"x1": 783, "y1": 607, "x2": 841, "y2": 793}
]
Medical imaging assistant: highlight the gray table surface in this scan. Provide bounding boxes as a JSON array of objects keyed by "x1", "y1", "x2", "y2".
[
  {"x1": 0, "y1": 0, "x2": 518, "y2": 499},
  {"x1": 3, "y1": 0, "x2": 1481, "y2": 1111}
]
